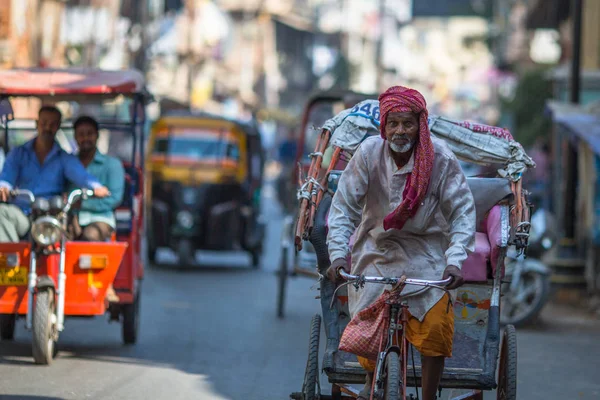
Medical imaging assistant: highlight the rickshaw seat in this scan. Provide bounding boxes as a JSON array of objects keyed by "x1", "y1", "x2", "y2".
[
  {"x1": 462, "y1": 233, "x2": 491, "y2": 282},
  {"x1": 115, "y1": 167, "x2": 139, "y2": 234},
  {"x1": 462, "y1": 204, "x2": 505, "y2": 282},
  {"x1": 465, "y1": 178, "x2": 512, "y2": 227}
]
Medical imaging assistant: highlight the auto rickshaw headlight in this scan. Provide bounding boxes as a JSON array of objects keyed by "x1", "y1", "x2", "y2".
[
  {"x1": 181, "y1": 187, "x2": 197, "y2": 205},
  {"x1": 176, "y1": 211, "x2": 194, "y2": 229},
  {"x1": 31, "y1": 216, "x2": 63, "y2": 246}
]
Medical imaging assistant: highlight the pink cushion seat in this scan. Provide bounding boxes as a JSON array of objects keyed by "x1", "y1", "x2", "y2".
[{"x1": 462, "y1": 232, "x2": 491, "y2": 282}]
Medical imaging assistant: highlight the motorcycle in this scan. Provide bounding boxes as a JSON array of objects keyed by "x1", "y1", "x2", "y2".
[{"x1": 501, "y1": 208, "x2": 555, "y2": 327}]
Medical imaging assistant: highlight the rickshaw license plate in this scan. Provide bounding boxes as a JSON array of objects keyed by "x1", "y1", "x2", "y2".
[{"x1": 0, "y1": 267, "x2": 28, "y2": 286}]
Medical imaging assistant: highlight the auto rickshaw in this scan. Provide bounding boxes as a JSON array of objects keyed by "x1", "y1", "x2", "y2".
[
  {"x1": 145, "y1": 111, "x2": 265, "y2": 267},
  {"x1": 0, "y1": 68, "x2": 150, "y2": 365}
]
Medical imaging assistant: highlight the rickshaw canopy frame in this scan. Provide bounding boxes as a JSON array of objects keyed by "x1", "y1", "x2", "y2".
[{"x1": 0, "y1": 68, "x2": 152, "y2": 167}]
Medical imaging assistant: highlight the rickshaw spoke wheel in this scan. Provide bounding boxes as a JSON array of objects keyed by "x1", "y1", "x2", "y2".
[
  {"x1": 32, "y1": 289, "x2": 57, "y2": 365},
  {"x1": 302, "y1": 314, "x2": 321, "y2": 400},
  {"x1": 497, "y1": 325, "x2": 517, "y2": 400},
  {"x1": 383, "y1": 352, "x2": 400, "y2": 400}
]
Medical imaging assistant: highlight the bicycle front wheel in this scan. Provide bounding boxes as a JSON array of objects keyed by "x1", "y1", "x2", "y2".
[{"x1": 384, "y1": 352, "x2": 400, "y2": 400}]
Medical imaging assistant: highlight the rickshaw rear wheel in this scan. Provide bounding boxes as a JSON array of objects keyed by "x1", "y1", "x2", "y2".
[
  {"x1": 0, "y1": 314, "x2": 16, "y2": 340},
  {"x1": 383, "y1": 351, "x2": 400, "y2": 400},
  {"x1": 497, "y1": 324, "x2": 517, "y2": 400},
  {"x1": 277, "y1": 243, "x2": 289, "y2": 318},
  {"x1": 122, "y1": 291, "x2": 140, "y2": 345},
  {"x1": 302, "y1": 314, "x2": 321, "y2": 400},
  {"x1": 32, "y1": 288, "x2": 57, "y2": 365}
]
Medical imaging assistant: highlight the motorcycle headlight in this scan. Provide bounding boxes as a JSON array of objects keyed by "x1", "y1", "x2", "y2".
[
  {"x1": 32, "y1": 198, "x2": 50, "y2": 213},
  {"x1": 49, "y1": 195, "x2": 65, "y2": 211},
  {"x1": 30, "y1": 216, "x2": 63, "y2": 246},
  {"x1": 176, "y1": 211, "x2": 194, "y2": 229}
]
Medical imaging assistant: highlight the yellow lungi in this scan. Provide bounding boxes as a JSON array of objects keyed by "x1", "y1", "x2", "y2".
[{"x1": 357, "y1": 293, "x2": 454, "y2": 372}]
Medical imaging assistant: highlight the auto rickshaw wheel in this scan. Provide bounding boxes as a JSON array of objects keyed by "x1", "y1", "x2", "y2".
[
  {"x1": 147, "y1": 230, "x2": 157, "y2": 264},
  {"x1": 302, "y1": 314, "x2": 321, "y2": 400},
  {"x1": 251, "y1": 248, "x2": 262, "y2": 269},
  {"x1": 122, "y1": 291, "x2": 140, "y2": 345},
  {"x1": 32, "y1": 288, "x2": 57, "y2": 365},
  {"x1": 177, "y1": 239, "x2": 195, "y2": 266},
  {"x1": 497, "y1": 324, "x2": 517, "y2": 400},
  {"x1": 0, "y1": 314, "x2": 16, "y2": 340}
]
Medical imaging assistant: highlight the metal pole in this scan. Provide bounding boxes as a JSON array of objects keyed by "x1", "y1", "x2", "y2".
[
  {"x1": 564, "y1": 0, "x2": 583, "y2": 241},
  {"x1": 375, "y1": 0, "x2": 385, "y2": 92},
  {"x1": 570, "y1": 0, "x2": 583, "y2": 104}
]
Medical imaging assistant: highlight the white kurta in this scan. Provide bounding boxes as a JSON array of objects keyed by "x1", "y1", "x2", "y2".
[{"x1": 327, "y1": 136, "x2": 476, "y2": 321}]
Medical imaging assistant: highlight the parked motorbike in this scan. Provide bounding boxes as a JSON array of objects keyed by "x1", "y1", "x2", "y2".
[{"x1": 501, "y1": 208, "x2": 555, "y2": 327}]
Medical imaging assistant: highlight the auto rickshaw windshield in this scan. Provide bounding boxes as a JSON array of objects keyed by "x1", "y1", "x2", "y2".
[{"x1": 152, "y1": 128, "x2": 240, "y2": 165}]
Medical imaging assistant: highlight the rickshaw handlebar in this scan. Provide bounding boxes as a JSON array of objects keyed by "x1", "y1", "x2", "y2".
[{"x1": 338, "y1": 269, "x2": 453, "y2": 288}]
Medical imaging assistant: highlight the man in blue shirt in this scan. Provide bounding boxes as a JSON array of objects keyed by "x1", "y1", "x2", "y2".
[
  {"x1": 69, "y1": 116, "x2": 125, "y2": 241},
  {"x1": 0, "y1": 106, "x2": 110, "y2": 242}
]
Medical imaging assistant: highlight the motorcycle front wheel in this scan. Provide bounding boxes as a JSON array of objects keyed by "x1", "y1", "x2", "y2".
[{"x1": 501, "y1": 267, "x2": 550, "y2": 327}]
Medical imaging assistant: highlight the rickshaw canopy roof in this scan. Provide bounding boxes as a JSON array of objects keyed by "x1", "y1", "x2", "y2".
[
  {"x1": 158, "y1": 110, "x2": 261, "y2": 137},
  {"x1": 0, "y1": 68, "x2": 148, "y2": 97}
]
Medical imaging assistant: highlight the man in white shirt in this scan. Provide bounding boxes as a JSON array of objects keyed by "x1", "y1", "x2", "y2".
[{"x1": 326, "y1": 86, "x2": 476, "y2": 400}]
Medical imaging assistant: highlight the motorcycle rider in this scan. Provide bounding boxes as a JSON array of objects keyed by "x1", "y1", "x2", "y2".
[{"x1": 0, "y1": 106, "x2": 110, "y2": 242}]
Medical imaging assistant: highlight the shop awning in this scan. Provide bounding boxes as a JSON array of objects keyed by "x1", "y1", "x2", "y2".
[{"x1": 548, "y1": 101, "x2": 600, "y2": 155}]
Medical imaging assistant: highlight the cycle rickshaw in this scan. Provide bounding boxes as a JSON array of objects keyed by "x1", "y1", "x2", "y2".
[
  {"x1": 288, "y1": 103, "x2": 535, "y2": 399},
  {"x1": 276, "y1": 90, "x2": 377, "y2": 318},
  {"x1": 0, "y1": 68, "x2": 150, "y2": 364}
]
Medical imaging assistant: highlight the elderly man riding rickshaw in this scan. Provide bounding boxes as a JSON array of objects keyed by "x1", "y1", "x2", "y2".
[
  {"x1": 324, "y1": 86, "x2": 473, "y2": 400},
  {"x1": 291, "y1": 85, "x2": 533, "y2": 400}
]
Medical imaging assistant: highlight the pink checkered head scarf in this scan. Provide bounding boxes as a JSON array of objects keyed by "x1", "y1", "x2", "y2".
[{"x1": 379, "y1": 86, "x2": 435, "y2": 231}]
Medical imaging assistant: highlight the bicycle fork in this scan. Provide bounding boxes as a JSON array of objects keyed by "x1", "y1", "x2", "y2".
[{"x1": 374, "y1": 304, "x2": 409, "y2": 399}]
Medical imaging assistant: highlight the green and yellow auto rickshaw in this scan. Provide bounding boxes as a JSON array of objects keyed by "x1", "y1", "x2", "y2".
[{"x1": 145, "y1": 111, "x2": 265, "y2": 267}]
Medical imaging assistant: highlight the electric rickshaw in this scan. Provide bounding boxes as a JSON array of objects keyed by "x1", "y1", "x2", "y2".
[
  {"x1": 0, "y1": 68, "x2": 150, "y2": 365},
  {"x1": 145, "y1": 111, "x2": 265, "y2": 267},
  {"x1": 287, "y1": 101, "x2": 536, "y2": 398}
]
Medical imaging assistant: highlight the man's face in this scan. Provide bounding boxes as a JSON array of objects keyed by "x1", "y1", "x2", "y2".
[
  {"x1": 36, "y1": 111, "x2": 61, "y2": 139},
  {"x1": 74, "y1": 123, "x2": 98, "y2": 153},
  {"x1": 385, "y1": 112, "x2": 419, "y2": 154}
]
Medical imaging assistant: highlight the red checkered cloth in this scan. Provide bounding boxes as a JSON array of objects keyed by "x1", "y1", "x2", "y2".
[
  {"x1": 339, "y1": 290, "x2": 403, "y2": 361},
  {"x1": 454, "y1": 120, "x2": 514, "y2": 141}
]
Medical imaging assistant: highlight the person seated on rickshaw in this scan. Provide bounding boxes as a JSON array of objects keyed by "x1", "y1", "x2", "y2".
[
  {"x1": 325, "y1": 86, "x2": 476, "y2": 400},
  {"x1": 68, "y1": 116, "x2": 125, "y2": 242},
  {"x1": 0, "y1": 106, "x2": 110, "y2": 242}
]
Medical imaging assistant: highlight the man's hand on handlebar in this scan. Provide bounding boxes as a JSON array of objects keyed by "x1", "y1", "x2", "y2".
[
  {"x1": 442, "y1": 265, "x2": 464, "y2": 290},
  {"x1": 93, "y1": 186, "x2": 111, "y2": 198},
  {"x1": 326, "y1": 258, "x2": 349, "y2": 283},
  {"x1": 0, "y1": 187, "x2": 9, "y2": 202}
]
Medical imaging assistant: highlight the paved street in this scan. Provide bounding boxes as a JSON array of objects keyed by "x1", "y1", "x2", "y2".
[{"x1": 0, "y1": 184, "x2": 599, "y2": 400}]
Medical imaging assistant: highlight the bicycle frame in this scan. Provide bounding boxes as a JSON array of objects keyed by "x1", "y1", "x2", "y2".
[{"x1": 338, "y1": 270, "x2": 452, "y2": 400}]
